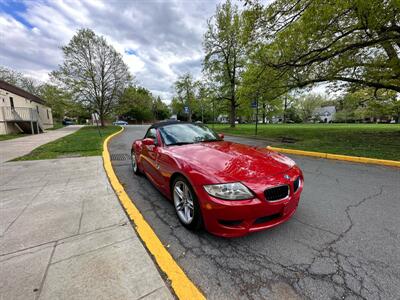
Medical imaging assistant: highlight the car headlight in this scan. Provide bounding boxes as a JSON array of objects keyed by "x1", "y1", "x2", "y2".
[{"x1": 203, "y1": 182, "x2": 253, "y2": 200}]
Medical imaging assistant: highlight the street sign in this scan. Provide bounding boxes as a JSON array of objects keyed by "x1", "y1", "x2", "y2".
[
  {"x1": 184, "y1": 106, "x2": 189, "y2": 113},
  {"x1": 251, "y1": 101, "x2": 257, "y2": 108}
]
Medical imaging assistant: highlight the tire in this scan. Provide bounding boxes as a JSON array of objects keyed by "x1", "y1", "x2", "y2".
[
  {"x1": 131, "y1": 150, "x2": 141, "y2": 175},
  {"x1": 172, "y1": 176, "x2": 202, "y2": 230}
]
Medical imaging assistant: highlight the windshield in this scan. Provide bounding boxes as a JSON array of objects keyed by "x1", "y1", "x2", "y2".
[{"x1": 159, "y1": 123, "x2": 221, "y2": 146}]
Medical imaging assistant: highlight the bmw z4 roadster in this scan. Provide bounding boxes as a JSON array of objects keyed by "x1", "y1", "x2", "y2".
[{"x1": 131, "y1": 121, "x2": 303, "y2": 237}]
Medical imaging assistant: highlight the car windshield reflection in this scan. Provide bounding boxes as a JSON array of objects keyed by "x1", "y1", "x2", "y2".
[{"x1": 159, "y1": 123, "x2": 220, "y2": 146}]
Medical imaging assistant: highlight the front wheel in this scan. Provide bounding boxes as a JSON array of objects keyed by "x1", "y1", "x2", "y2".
[
  {"x1": 172, "y1": 176, "x2": 202, "y2": 230},
  {"x1": 131, "y1": 151, "x2": 141, "y2": 175}
]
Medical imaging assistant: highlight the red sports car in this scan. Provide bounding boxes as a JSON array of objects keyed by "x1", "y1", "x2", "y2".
[{"x1": 131, "y1": 121, "x2": 303, "y2": 237}]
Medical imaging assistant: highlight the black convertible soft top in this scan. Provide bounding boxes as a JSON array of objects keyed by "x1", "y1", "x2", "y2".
[{"x1": 149, "y1": 120, "x2": 191, "y2": 129}]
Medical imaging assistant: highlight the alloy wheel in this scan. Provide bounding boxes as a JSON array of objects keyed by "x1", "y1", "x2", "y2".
[
  {"x1": 131, "y1": 152, "x2": 138, "y2": 173},
  {"x1": 173, "y1": 181, "x2": 194, "y2": 224}
]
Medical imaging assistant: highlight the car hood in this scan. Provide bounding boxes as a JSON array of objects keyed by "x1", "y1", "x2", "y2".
[{"x1": 168, "y1": 141, "x2": 295, "y2": 183}]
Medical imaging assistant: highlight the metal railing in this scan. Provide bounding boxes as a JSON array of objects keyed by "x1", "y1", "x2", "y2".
[
  {"x1": 2, "y1": 106, "x2": 38, "y2": 122},
  {"x1": 1, "y1": 106, "x2": 45, "y2": 134}
]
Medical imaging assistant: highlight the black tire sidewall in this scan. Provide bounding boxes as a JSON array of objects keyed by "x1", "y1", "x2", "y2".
[{"x1": 131, "y1": 150, "x2": 140, "y2": 175}]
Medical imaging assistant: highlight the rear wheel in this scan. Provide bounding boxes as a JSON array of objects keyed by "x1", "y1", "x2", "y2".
[
  {"x1": 131, "y1": 151, "x2": 141, "y2": 175},
  {"x1": 172, "y1": 176, "x2": 202, "y2": 230}
]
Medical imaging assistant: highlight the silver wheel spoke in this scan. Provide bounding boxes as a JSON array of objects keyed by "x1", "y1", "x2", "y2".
[
  {"x1": 175, "y1": 186, "x2": 184, "y2": 199},
  {"x1": 176, "y1": 201, "x2": 184, "y2": 211},
  {"x1": 186, "y1": 199, "x2": 194, "y2": 210},
  {"x1": 184, "y1": 206, "x2": 191, "y2": 221},
  {"x1": 173, "y1": 181, "x2": 195, "y2": 225},
  {"x1": 183, "y1": 184, "x2": 189, "y2": 198}
]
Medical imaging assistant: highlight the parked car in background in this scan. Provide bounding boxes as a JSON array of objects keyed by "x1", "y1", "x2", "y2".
[
  {"x1": 113, "y1": 120, "x2": 128, "y2": 126},
  {"x1": 62, "y1": 119, "x2": 74, "y2": 126},
  {"x1": 131, "y1": 121, "x2": 304, "y2": 237}
]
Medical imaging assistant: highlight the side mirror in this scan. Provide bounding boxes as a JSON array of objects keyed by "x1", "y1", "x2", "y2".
[
  {"x1": 218, "y1": 133, "x2": 224, "y2": 140},
  {"x1": 142, "y1": 138, "x2": 155, "y2": 146}
]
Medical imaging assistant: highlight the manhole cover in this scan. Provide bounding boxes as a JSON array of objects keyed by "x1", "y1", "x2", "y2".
[{"x1": 110, "y1": 153, "x2": 131, "y2": 161}]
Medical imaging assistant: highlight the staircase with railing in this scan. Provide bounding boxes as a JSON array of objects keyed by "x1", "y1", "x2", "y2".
[{"x1": 1, "y1": 106, "x2": 44, "y2": 134}]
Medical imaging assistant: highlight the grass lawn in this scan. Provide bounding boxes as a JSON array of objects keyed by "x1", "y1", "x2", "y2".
[
  {"x1": 15, "y1": 126, "x2": 121, "y2": 161},
  {"x1": 211, "y1": 123, "x2": 400, "y2": 161},
  {"x1": 0, "y1": 133, "x2": 30, "y2": 141}
]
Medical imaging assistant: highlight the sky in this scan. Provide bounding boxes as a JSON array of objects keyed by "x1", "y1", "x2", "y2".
[{"x1": 0, "y1": 0, "x2": 224, "y2": 103}]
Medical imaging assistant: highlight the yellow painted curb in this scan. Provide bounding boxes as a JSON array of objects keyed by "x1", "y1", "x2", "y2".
[
  {"x1": 102, "y1": 126, "x2": 205, "y2": 300},
  {"x1": 266, "y1": 146, "x2": 400, "y2": 168}
]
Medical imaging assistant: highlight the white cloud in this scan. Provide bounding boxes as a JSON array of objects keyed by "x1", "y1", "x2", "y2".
[{"x1": 0, "y1": 0, "x2": 221, "y2": 102}]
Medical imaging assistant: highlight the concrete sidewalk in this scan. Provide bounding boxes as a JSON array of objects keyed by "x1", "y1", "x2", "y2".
[
  {"x1": 0, "y1": 157, "x2": 172, "y2": 300},
  {"x1": 0, "y1": 125, "x2": 83, "y2": 163}
]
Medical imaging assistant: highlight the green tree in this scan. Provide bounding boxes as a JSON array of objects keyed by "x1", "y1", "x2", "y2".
[
  {"x1": 152, "y1": 96, "x2": 170, "y2": 120},
  {"x1": 38, "y1": 84, "x2": 72, "y2": 121},
  {"x1": 245, "y1": 0, "x2": 400, "y2": 93},
  {"x1": 203, "y1": 0, "x2": 246, "y2": 127},
  {"x1": 337, "y1": 88, "x2": 399, "y2": 122},
  {"x1": 52, "y1": 28, "x2": 131, "y2": 126},
  {"x1": 170, "y1": 97, "x2": 185, "y2": 120},
  {"x1": 192, "y1": 84, "x2": 218, "y2": 123},
  {"x1": 0, "y1": 66, "x2": 40, "y2": 95},
  {"x1": 285, "y1": 105, "x2": 302, "y2": 123},
  {"x1": 174, "y1": 73, "x2": 198, "y2": 122},
  {"x1": 117, "y1": 86, "x2": 154, "y2": 122},
  {"x1": 295, "y1": 94, "x2": 325, "y2": 122},
  {"x1": 239, "y1": 56, "x2": 290, "y2": 123}
]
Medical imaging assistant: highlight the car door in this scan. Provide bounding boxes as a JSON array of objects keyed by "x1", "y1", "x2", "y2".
[{"x1": 141, "y1": 128, "x2": 164, "y2": 187}]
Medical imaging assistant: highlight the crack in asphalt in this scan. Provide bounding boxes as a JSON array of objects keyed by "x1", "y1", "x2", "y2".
[
  {"x1": 117, "y1": 164, "x2": 392, "y2": 300},
  {"x1": 109, "y1": 126, "x2": 400, "y2": 300}
]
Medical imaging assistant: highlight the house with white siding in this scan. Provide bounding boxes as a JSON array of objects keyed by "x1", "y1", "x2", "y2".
[
  {"x1": 313, "y1": 106, "x2": 336, "y2": 123},
  {"x1": 0, "y1": 80, "x2": 53, "y2": 135}
]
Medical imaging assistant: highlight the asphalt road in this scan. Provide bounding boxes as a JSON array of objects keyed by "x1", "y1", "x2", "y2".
[{"x1": 109, "y1": 125, "x2": 400, "y2": 300}]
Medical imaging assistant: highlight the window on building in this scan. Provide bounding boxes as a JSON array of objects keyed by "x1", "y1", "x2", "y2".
[
  {"x1": 47, "y1": 109, "x2": 49, "y2": 119},
  {"x1": 36, "y1": 106, "x2": 39, "y2": 114},
  {"x1": 10, "y1": 97, "x2": 14, "y2": 110}
]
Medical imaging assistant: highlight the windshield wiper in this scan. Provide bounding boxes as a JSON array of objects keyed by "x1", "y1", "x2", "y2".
[
  {"x1": 200, "y1": 139, "x2": 219, "y2": 143},
  {"x1": 168, "y1": 142, "x2": 194, "y2": 146}
]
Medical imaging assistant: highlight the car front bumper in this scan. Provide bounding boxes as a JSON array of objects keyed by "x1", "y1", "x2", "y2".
[{"x1": 194, "y1": 172, "x2": 303, "y2": 238}]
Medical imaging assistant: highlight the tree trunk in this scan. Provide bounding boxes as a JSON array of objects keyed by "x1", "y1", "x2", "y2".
[
  {"x1": 100, "y1": 115, "x2": 105, "y2": 127},
  {"x1": 98, "y1": 108, "x2": 105, "y2": 127},
  {"x1": 283, "y1": 96, "x2": 288, "y2": 123},
  {"x1": 262, "y1": 103, "x2": 266, "y2": 124},
  {"x1": 230, "y1": 100, "x2": 236, "y2": 128},
  {"x1": 188, "y1": 111, "x2": 192, "y2": 122}
]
